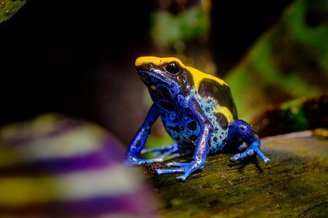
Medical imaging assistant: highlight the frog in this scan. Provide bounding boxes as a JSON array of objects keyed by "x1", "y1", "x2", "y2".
[{"x1": 126, "y1": 56, "x2": 270, "y2": 181}]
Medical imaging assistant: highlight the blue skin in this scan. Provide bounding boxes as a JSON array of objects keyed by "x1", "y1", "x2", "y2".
[{"x1": 126, "y1": 61, "x2": 269, "y2": 181}]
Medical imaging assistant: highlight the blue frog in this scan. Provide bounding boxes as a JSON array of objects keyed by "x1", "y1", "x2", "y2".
[{"x1": 126, "y1": 56, "x2": 269, "y2": 181}]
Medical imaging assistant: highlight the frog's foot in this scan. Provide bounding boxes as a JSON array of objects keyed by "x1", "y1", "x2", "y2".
[
  {"x1": 230, "y1": 148, "x2": 270, "y2": 163},
  {"x1": 155, "y1": 161, "x2": 204, "y2": 181}
]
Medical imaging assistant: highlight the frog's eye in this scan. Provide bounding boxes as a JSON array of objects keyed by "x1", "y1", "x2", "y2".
[{"x1": 165, "y1": 61, "x2": 180, "y2": 75}]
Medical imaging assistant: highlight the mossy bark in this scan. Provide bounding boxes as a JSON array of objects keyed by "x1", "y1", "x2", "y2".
[
  {"x1": 0, "y1": 0, "x2": 26, "y2": 23},
  {"x1": 145, "y1": 134, "x2": 328, "y2": 217}
]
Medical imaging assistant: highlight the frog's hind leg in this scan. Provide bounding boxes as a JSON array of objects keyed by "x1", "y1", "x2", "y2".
[
  {"x1": 140, "y1": 143, "x2": 181, "y2": 164},
  {"x1": 230, "y1": 140, "x2": 270, "y2": 163},
  {"x1": 227, "y1": 119, "x2": 270, "y2": 163}
]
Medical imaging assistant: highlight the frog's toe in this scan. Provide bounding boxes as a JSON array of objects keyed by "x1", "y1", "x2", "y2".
[
  {"x1": 253, "y1": 148, "x2": 270, "y2": 163},
  {"x1": 230, "y1": 148, "x2": 270, "y2": 163},
  {"x1": 155, "y1": 168, "x2": 184, "y2": 175},
  {"x1": 176, "y1": 167, "x2": 196, "y2": 181},
  {"x1": 166, "y1": 161, "x2": 189, "y2": 167},
  {"x1": 155, "y1": 160, "x2": 204, "y2": 181},
  {"x1": 230, "y1": 153, "x2": 244, "y2": 162},
  {"x1": 230, "y1": 150, "x2": 253, "y2": 162},
  {"x1": 125, "y1": 159, "x2": 143, "y2": 166},
  {"x1": 176, "y1": 174, "x2": 188, "y2": 181},
  {"x1": 125, "y1": 158, "x2": 158, "y2": 166},
  {"x1": 262, "y1": 157, "x2": 270, "y2": 163},
  {"x1": 259, "y1": 154, "x2": 270, "y2": 163}
]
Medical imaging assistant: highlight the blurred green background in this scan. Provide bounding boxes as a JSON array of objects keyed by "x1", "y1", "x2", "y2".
[
  {"x1": 1, "y1": 0, "x2": 327, "y2": 145},
  {"x1": 0, "y1": 0, "x2": 328, "y2": 217}
]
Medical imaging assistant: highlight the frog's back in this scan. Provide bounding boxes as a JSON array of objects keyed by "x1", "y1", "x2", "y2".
[{"x1": 186, "y1": 66, "x2": 238, "y2": 124}]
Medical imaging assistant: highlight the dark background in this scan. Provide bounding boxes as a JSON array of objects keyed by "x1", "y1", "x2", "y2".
[{"x1": 0, "y1": 0, "x2": 291, "y2": 144}]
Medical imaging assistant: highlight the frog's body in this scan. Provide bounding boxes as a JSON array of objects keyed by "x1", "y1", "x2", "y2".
[{"x1": 127, "y1": 56, "x2": 269, "y2": 181}]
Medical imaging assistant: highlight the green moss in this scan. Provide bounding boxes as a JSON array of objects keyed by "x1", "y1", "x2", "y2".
[
  {"x1": 0, "y1": 0, "x2": 26, "y2": 24},
  {"x1": 148, "y1": 136, "x2": 328, "y2": 217}
]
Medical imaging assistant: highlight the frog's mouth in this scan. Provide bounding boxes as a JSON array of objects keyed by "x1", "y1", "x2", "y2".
[
  {"x1": 136, "y1": 66, "x2": 173, "y2": 92},
  {"x1": 140, "y1": 76, "x2": 157, "y2": 91},
  {"x1": 137, "y1": 69, "x2": 164, "y2": 91},
  {"x1": 139, "y1": 74, "x2": 150, "y2": 84}
]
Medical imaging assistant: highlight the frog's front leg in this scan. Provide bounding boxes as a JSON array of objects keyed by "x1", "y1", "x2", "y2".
[
  {"x1": 155, "y1": 97, "x2": 212, "y2": 181},
  {"x1": 227, "y1": 120, "x2": 270, "y2": 163},
  {"x1": 126, "y1": 104, "x2": 160, "y2": 165}
]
